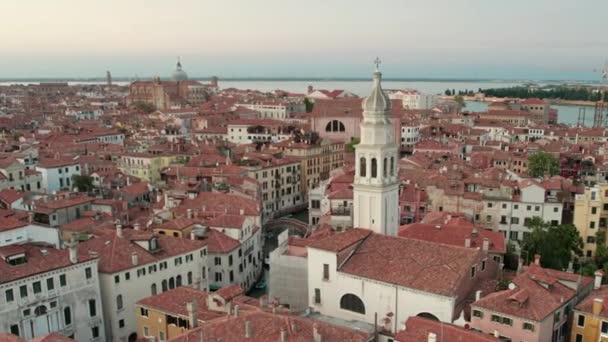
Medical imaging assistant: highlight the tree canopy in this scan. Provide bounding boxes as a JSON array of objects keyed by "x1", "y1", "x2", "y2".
[
  {"x1": 72, "y1": 175, "x2": 95, "y2": 192},
  {"x1": 528, "y1": 152, "x2": 559, "y2": 178},
  {"x1": 131, "y1": 101, "x2": 156, "y2": 114},
  {"x1": 481, "y1": 86, "x2": 606, "y2": 102},
  {"x1": 520, "y1": 217, "x2": 583, "y2": 270}
]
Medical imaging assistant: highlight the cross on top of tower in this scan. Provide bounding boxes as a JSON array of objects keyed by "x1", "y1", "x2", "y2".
[{"x1": 374, "y1": 57, "x2": 381, "y2": 71}]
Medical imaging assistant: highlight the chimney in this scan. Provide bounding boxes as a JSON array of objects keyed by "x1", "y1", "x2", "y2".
[
  {"x1": 280, "y1": 328, "x2": 287, "y2": 342},
  {"x1": 291, "y1": 320, "x2": 297, "y2": 333},
  {"x1": 313, "y1": 323, "x2": 322, "y2": 342},
  {"x1": 567, "y1": 261, "x2": 574, "y2": 273},
  {"x1": 482, "y1": 238, "x2": 489, "y2": 252},
  {"x1": 595, "y1": 270, "x2": 604, "y2": 290},
  {"x1": 134, "y1": 223, "x2": 141, "y2": 231},
  {"x1": 116, "y1": 224, "x2": 123, "y2": 238},
  {"x1": 27, "y1": 211, "x2": 34, "y2": 224},
  {"x1": 428, "y1": 333, "x2": 437, "y2": 342},
  {"x1": 187, "y1": 209, "x2": 193, "y2": 219},
  {"x1": 240, "y1": 209, "x2": 245, "y2": 216},
  {"x1": 475, "y1": 290, "x2": 482, "y2": 301},
  {"x1": 187, "y1": 301, "x2": 198, "y2": 328},
  {"x1": 131, "y1": 252, "x2": 139, "y2": 266},
  {"x1": 190, "y1": 231, "x2": 196, "y2": 240},
  {"x1": 259, "y1": 296, "x2": 268, "y2": 308},
  {"x1": 464, "y1": 238, "x2": 471, "y2": 248},
  {"x1": 593, "y1": 298, "x2": 604, "y2": 315},
  {"x1": 245, "y1": 321, "x2": 252, "y2": 338},
  {"x1": 67, "y1": 240, "x2": 78, "y2": 264},
  {"x1": 234, "y1": 305, "x2": 240, "y2": 317},
  {"x1": 517, "y1": 258, "x2": 524, "y2": 275},
  {"x1": 534, "y1": 254, "x2": 541, "y2": 266}
]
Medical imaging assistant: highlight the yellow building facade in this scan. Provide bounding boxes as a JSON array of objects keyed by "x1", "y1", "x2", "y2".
[
  {"x1": 571, "y1": 284, "x2": 608, "y2": 342},
  {"x1": 117, "y1": 153, "x2": 176, "y2": 183},
  {"x1": 574, "y1": 184, "x2": 608, "y2": 258}
]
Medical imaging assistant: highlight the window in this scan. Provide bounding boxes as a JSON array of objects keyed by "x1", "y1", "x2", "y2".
[
  {"x1": 89, "y1": 299, "x2": 97, "y2": 317},
  {"x1": 323, "y1": 264, "x2": 330, "y2": 280},
  {"x1": 215, "y1": 273, "x2": 222, "y2": 282},
  {"x1": 602, "y1": 321, "x2": 608, "y2": 334},
  {"x1": 591, "y1": 221, "x2": 596, "y2": 229},
  {"x1": 502, "y1": 203, "x2": 507, "y2": 209},
  {"x1": 214, "y1": 257, "x2": 221, "y2": 265},
  {"x1": 359, "y1": 157, "x2": 366, "y2": 177},
  {"x1": 6, "y1": 289, "x2": 14, "y2": 302},
  {"x1": 482, "y1": 260, "x2": 486, "y2": 271},
  {"x1": 592, "y1": 207, "x2": 598, "y2": 214},
  {"x1": 116, "y1": 295, "x2": 123, "y2": 310},
  {"x1": 143, "y1": 326, "x2": 149, "y2": 336},
  {"x1": 488, "y1": 202, "x2": 493, "y2": 208},
  {"x1": 188, "y1": 272, "x2": 193, "y2": 285},
  {"x1": 125, "y1": 272, "x2": 130, "y2": 281},
  {"x1": 162, "y1": 280, "x2": 168, "y2": 292},
  {"x1": 340, "y1": 293, "x2": 365, "y2": 314},
  {"x1": 91, "y1": 326, "x2": 99, "y2": 338},
  {"x1": 575, "y1": 334, "x2": 583, "y2": 342},
  {"x1": 527, "y1": 205, "x2": 532, "y2": 211},
  {"x1": 371, "y1": 158, "x2": 377, "y2": 178},
  {"x1": 511, "y1": 217, "x2": 520, "y2": 224},
  {"x1": 159, "y1": 331, "x2": 166, "y2": 341},
  {"x1": 114, "y1": 275, "x2": 120, "y2": 284},
  {"x1": 535, "y1": 206, "x2": 540, "y2": 211},
  {"x1": 588, "y1": 236, "x2": 596, "y2": 244},
  {"x1": 10, "y1": 325, "x2": 19, "y2": 336},
  {"x1": 314, "y1": 288, "x2": 321, "y2": 304},
  {"x1": 60, "y1": 274, "x2": 67, "y2": 286},
  {"x1": 523, "y1": 322, "x2": 535, "y2": 331},
  {"x1": 119, "y1": 319, "x2": 125, "y2": 328},
  {"x1": 20, "y1": 285, "x2": 27, "y2": 298},
  {"x1": 471, "y1": 266, "x2": 476, "y2": 278},
  {"x1": 47, "y1": 278, "x2": 54, "y2": 291},
  {"x1": 64, "y1": 306, "x2": 72, "y2": 325},
  {"x1": 151, "y1": 284, "x2": 157, "y2": 295},
  {"x1": 311, "y1": 200, "x2": 320, "y2": 209},
  {"x1": 85, "y1": 267, "x2": 92, "y2": 279},
  {"x1": 553, "y1": 207, "x2": 559, "y2": 213},
  {"x1": 577, "y1": 314, "x2": 585, "y2": 327},
  {"x1": 229, "y1": 255, "x2": 233, "y2": 266},
  {"x1": 176, "y1": 275, "x2": 182, "y2": 287},
  {"x1": 473, "y1": 310, "x2": 483, "y2": 318},
  {"x1": 383, "y1": 157, "x2": 387, "y2": 177},
  {"x1": 390, "y1": 157, "x2": 394, "y2": 176},
  {"x1": 33, "y1": 281, "x2": 41, "y2": 294}
]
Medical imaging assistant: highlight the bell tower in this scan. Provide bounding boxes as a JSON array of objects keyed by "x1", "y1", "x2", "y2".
[{"x1": 353, "y1": 59, "x2": 400, "y2": 235}]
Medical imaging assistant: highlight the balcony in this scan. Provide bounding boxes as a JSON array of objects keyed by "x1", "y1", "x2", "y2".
[{"x1": 331, "y1": 206, "x2": 351, "y2": 216}]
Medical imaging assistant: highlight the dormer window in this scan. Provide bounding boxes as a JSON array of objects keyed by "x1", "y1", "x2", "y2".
[{"x1": 149, "y1": 238, "x2": 158, "y2": 251}]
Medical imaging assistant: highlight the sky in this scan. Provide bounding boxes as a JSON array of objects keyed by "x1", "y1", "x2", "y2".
[{"x1": 1, "y1": 0, "x2": 607, "y2": 80}]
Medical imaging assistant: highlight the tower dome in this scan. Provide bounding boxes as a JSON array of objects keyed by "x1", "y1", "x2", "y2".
[
  {"x1": 171, "y1": 58, "x2": 188, "y2": 81},
  {"x1": 361, "y1": 68, "x2": 391, "y2": 114}
]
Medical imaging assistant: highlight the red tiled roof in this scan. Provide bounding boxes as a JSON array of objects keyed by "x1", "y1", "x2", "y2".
[
  {"x1": 307, "y1": 228, "x2": 371, "y2": 253},
  {"x1": 0, "y1": 189, "x2": 29, "y2": 205},
  {"x1": 395, "y1": 316, "x2": 500, "y2": 342},
  {"x1": 79, "y1": 229, "x2": 206, "y2": 273},
  {"x1": 0, "y1": 243, "x2": 96, "y2": 284},
  {"x1": 0, "y1": 217, "x2": 28, "y2": 232},
  {"x1": 205, "y1": 229, "x2": 240, "y2": 254},
  {"x1": 206, "y1": 214, "x2": 246, "y2": 229},
  {"x1": 338, "y1": 232, "x2": 483, "y2": 296},
  {"x1": 215, "y1": 284, "x2": 244, "y2": 301},
  {"x1": 137, "y1": 287, "x2": 226, "y2": 322},
  {"x1": 575, "y1": 285, "x2": 608, "y2": 317},
  {"x1": 169, "y1": 310, "x2": 370, "y2": 342}
]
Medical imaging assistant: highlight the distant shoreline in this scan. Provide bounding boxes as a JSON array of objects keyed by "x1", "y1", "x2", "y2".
[
  {"x1": 0, "y1": 77, "x2": 602, "y2": 85},
  {"x1": 441, "y1": 95, "x2": 597, "y2": 107}
]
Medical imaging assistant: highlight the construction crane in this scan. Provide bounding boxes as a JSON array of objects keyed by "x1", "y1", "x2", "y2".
[{"x1": 593, "y1": 60, "x2": 608, "y2": 127}]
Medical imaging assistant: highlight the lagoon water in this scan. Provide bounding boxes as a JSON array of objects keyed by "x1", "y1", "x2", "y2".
[{"x1": 1, "y1": 79, "x2": 592, "y2": 126}]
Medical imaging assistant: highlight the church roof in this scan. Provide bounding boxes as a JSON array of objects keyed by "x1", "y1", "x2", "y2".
[{"x1": 361, "y1": 70, "x2": 391, "y2": 114}]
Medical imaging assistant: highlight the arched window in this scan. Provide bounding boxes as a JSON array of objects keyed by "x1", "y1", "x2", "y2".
[
  {"x1": 169, "y1": 277, "x2": 175, "y2": 289},
  {"x1": 325, "y1": 120, "x2": 346, "y2": 132},
  {"x1": 116, "y1": 295, "x2": 123, "y2": 310},
  {"x1": 340, "y1": 294, "x2": 365, "y2": 314},
  {"x1": 187, "y1": 272, "x2": 193, "y2": 285},
  {"x1": 176, "y1": 275, "x2": 182, "y2": 287},
  {"x1": 151, "y1": 283, "x2": 157, "y2": 295},
  {"x1": 383, "y1": 157, "x2": 388, "y2": 177},
  {"x1": 359, "y1": 157, "x2": 366, "y2": 177},
  {"x1": 371, "y1": 158, "x2": 377, "y2": 178},
  {"x1": 417, "y1": 312, "x2": 439, "y2": 321},
  {"x1": 390, "y1": 156, "x2": 395, "y2": 176},
  {"x1": 35, "y1": 305, "x2": 47, "y2": 316},
  {"x1": 162, "y1": 280, "x2": 168, "y2": 292}
]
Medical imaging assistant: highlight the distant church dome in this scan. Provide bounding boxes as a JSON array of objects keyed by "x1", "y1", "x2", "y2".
[
  {"x1": 171, "y1": 58, "x2": 188, "y2": 81},
  {"x1": 362, "y1": 68, "x2": 391, "y2": 114}
]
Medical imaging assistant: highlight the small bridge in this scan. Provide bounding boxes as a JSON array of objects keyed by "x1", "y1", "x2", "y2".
[{"x1": 264, "y1": 218, "x2": 310, "y2": 236}]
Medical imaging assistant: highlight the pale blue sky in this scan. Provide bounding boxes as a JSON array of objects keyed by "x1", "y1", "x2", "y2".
[{"x1": 1, "y1": 0, "x2": 606, "y2": 80}]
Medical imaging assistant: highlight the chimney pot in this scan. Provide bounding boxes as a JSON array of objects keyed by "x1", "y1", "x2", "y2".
[
  {"x1": 475, "y1": 290, "x2": 482, "y2": 301},
  {"x1": 428, "y1": 332, "x2": 437, "y2": 342},
  {"x1": 593, "y1": 298, "x2": 604, "y2": 315},
  {"x1": 131, "y1": 252, "x2": 139, "y2": 266},
  {"x1": 245, "y1": 320, "x2": 252, "y2": 338},
  {"x1": 313, "y1": 323, "x2": 322, "y2": 342},
  {"x1": 187, "y1": 301, "x2": 198, "y2": 328},
  {"x1": 134, "y1": 223, "x2": 141, "y2": 231},
  {"x1": 234, "y1": 305, "x2": 240, "y2": 317},
  {"x1": 482, "y1": 238, "x2": 489, "y2": 252},
  {"x1": 534, "y1": 254, "x2": 541, "y2": 266},
  {"x1": 67, "y1": 241, "x2": 78, "y2": 264},
  {"x1": 116, "y1": 224, "x2": 123, "y2": 238},
  {"x1": 280, "y1": 328, "x2": 287, "y2": 342},
  {"x1": 464, "y1": 238, "x2": 471, "y2": 248},
  {"x1": 595, "y1": 270, "x2": 604, "y2": 290}
]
